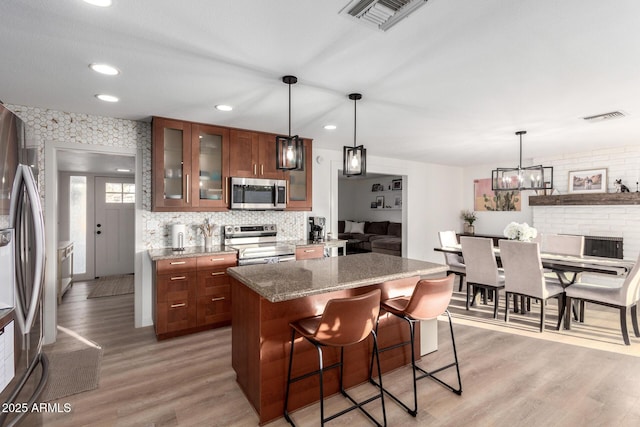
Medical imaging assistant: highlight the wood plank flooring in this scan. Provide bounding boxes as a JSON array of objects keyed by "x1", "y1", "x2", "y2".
[{"x1": 22, "y1": 278, "x2": 640, "y2": 426}]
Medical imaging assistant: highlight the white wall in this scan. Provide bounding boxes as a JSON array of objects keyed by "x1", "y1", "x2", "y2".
[{"x1": 313, "y1": 148, "x2": 465, "y2": 263}]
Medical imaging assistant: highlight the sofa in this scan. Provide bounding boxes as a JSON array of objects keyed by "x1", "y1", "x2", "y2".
[{"x1": 338, "y1": 220, "x2": 402, "y2": 256}]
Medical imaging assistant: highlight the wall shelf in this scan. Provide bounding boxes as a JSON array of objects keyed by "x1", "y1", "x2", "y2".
[{"x1": 529, "y1": 192, "x2": 640, "y2": 206}]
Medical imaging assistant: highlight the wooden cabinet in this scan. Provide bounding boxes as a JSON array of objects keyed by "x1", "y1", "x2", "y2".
[
  {"x1": 153, "y1": 253, "x2": 236, "y2": 339},
  {"x1": 229, "y1": 131, "x2": 284, "y2": 179},
  {"x1": 152, "y1": 117, "x2": 230, "y2": 212},
  {"x1": 286, "y1": 138, "x2": 312, "y2": 211},
  {"x1": 152, "y1": 116, "x2": 313, "y2": 211},
  {"x1": 296, "y1": 243, "x2": 324, "y2": 260}
]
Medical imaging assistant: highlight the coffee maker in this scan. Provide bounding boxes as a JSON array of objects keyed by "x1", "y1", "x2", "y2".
[{"x1": 308, "y1": 216, "x2": 326, "y2": 242}]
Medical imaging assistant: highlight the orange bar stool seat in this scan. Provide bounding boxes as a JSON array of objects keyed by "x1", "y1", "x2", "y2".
[
  {"x1": 283, "y1": 289, "x2": 387, "y2": 426},
  {"x1": 370, "y1": 274, "x2": 462, "y2": 417}
]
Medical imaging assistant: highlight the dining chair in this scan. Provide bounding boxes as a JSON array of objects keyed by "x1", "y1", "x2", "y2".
[
  {"x1": 498, "y1": 240, "x2": 566, "y2": 332},
  {"x1": 460, "y1": 236, "x2": 504, "y2": 318},
  {"x1": 438, "y1": 230, "x2": 466, "y2": 291},
  {"x1": 560, "y1": 253, "x2": 640, "y2": 345}
]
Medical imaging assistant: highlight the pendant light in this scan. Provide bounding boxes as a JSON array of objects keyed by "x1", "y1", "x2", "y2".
[
  {"x1": 343, "y1": 93, "x2": 366, "y2": 176},
  {"x1": 491, "y1": 131, "x2": 553, "y2": 191},
  {"x1": 276, "y1": 75, "x2": 303, "y2": 170}
]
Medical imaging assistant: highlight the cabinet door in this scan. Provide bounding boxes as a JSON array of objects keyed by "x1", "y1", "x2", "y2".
[
  {"x1": 257, "y1": 133, "x2": 285, "y2": 179},
  {"x1": 286, "y1": 138, "x2": 312, "y2": 210},
  {"x1": 229, "y1": 130, "x2": 259, "y2": 177},
  {"x1": 192, "y1": 124, "x2": 230, "y2": 209},
  {"x1": 196, "y1": 285, "x2": 231, "y2": 325},
  {"x1": 152, "y1": 118, "x2": 192, "y2": 211}
]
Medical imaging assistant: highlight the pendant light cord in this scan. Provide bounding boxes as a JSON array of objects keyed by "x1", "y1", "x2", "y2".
[
  {"x1": 353, "y1": 96, "x2": 357, "y2": 148},
  {"x1": 288, "y1": 82, "x2": 292, "y2": 137}
]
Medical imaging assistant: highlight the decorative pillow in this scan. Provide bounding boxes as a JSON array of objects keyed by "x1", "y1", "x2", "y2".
[
  {"x1": 344, "y1": 220, "x2": 354, "y2": 233},
  {"x1": 351, "y1": 221, "x2": 365, "y2": 234}
]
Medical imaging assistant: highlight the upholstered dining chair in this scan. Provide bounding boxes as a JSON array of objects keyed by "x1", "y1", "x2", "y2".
[
  {"x1": 561, "y1": 253, "x2": 640, "y2": 345},
  {"x1": 438, "y1": 230, "x2": 466, "y2": 291},
  {"x1": 498, "y1": 240, "x2": 566, "y2": 332},
  {"x1": 460, "y1": 236, "x2": 504, "y2": 318}
]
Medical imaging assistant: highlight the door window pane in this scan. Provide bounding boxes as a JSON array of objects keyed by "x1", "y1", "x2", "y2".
[{"x1": 105, "y1": 181, "x2": 135, "y2": 204}]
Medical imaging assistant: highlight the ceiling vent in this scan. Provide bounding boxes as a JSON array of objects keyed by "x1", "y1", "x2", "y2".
[
  {"x1": 340, "y1": 0, "x2": 429, "y2": 31},
  {"x1": 583, "y1": 111, "x2": 626, "y2": 122}
]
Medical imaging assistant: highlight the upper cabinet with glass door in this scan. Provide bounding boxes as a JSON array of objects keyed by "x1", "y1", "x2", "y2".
[
  {"x1": 152, "y1": 118, "x2": 230, "y2": 212},
  {"x1": 191, "y1": 124, "x2": 229, "y2": 209}
]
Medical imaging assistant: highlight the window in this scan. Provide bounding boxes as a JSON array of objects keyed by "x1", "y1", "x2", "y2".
[
  {"x1": 105, "y1": 182, "x2": 135, "y2": 203},
  {"x1": 69, "y1": 176, "x2": 87, "y2": 275}
]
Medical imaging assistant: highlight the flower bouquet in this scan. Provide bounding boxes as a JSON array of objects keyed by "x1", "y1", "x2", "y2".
[{"x1": 503, "y1": 222, "x2": 537, "y2": 242}]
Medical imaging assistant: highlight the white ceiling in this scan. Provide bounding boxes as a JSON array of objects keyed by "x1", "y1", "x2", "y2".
[{"x1": 2, "y1": 0, "x2": 640, "y2": 167}]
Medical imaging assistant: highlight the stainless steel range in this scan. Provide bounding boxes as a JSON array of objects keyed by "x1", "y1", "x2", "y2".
[{"x1": 224, "y1": 224, "x2": 296, "y2": 265}]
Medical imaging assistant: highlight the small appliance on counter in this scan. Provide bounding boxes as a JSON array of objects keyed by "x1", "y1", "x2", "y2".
[
  {"x1": 308, "y1": 216, "x2": 326, "y2": 243},
  {"x1": 171, "y1": 224, "x2": 186, "y2": 251}
]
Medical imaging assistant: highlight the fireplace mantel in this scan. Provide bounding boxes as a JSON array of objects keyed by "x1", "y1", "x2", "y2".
[{"x1": 529, "y1": 193, "x2": 640, "y2": 206}]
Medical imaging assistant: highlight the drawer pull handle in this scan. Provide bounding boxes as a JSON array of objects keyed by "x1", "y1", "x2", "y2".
[
  {"x1": 209, "y1": 258, "x2": 225, "y2": 262},
  {"x1": 170, "y1": 261, "x2": 186, "y2": 265},
  {"x1": 211, "y1": 297, "x2": 225, "y2": 302},
  {"x1": 170, "y1": 276, "x2": 187, "y2": 281},
  {"x1": 210, "y1": 272, "x2": 225, "y2": 276},
  {"x1": 304, "y1": 249, "x2": 316, "y2": 253},
  {"x1": 170, "y1": 303, "x2": 186, "y2": 308}
]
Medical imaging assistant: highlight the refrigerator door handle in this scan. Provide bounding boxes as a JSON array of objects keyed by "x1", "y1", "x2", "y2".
[{"x1": 9, "y1": 165, "x2": 45, "y2": 336}]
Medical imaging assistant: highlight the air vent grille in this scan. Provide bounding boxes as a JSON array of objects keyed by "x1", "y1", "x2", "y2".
[
  {"x1": 583, "y1": 111, "x2": 625, "y2": 122},
  {"x1": 341, "y1": 0, "x2": 429, "y2": 31}
]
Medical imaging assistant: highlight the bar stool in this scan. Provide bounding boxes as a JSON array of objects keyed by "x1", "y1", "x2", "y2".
[
  {"x1": 283, "y1": 289, "x2": 387, "y2": 426},
  {"x1": 370, "y1": 274, "x2": 462, "y2": 417}
]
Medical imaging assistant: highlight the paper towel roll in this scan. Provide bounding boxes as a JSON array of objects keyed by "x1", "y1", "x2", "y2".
[{"x1": 171, "y1": 224, "x2": 186, "y2": 250}]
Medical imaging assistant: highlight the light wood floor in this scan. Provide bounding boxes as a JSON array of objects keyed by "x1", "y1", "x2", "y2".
[{"x1": 23, "y1": 279, "x2": 640, "y2": 426}]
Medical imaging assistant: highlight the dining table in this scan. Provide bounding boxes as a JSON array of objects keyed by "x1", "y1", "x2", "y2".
[{"x1": 434, "y1": 243, "x2": 636, "y2": 327}]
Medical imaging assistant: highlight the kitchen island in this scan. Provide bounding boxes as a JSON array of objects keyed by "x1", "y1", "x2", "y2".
[{"x1": 227, "y1": 252, "x2": 448, "y2": 424}]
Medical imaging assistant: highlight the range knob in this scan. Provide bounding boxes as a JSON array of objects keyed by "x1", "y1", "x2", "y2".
[{"x1": 234, "y1": 226, "x2": 240, "y2": 232}]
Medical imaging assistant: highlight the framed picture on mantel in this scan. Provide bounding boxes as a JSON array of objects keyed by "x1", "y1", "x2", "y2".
[{"x1": 569, "y1": 168, "x2": 607, "y2": 194}]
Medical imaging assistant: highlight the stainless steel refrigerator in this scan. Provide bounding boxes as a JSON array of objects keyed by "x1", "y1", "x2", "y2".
[{"x1": 0, "y1": 103, "x2": 48, "y2": 427}]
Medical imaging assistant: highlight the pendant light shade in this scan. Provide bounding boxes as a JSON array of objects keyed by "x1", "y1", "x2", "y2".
[
  {"x1": 491, "y1": 131, "x2": 553, "y2": 191},
  {"x1": 343, "y1": 93, "x2": 366, "y2": 176},
  {"x1": 276, "y1": 75, "x2": 303, "y2": 170}
]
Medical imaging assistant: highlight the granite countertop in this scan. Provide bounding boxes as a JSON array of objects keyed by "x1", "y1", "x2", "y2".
[
  {"x1": 227, "y1": 252, "x2": 448, "y2": 303},
  {"x1": 148, "y1": 245, "x2": 237, "y2": 261}
]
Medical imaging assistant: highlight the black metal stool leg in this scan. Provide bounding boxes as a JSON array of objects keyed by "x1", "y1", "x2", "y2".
[{"x1": 283, "y1": 328, "x2": 296, "y2": 425}]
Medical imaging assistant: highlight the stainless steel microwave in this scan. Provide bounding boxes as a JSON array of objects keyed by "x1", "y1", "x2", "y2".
[{"x1": 230, "y1": 177, "x2": 287, "y2": 210}]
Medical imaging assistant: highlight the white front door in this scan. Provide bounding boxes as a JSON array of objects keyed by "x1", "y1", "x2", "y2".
[{"x1": 94, "y1": 177, "x2": 135, "y2": 277}]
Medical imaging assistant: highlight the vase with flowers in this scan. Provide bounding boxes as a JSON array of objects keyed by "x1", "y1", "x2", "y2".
[
  {"x1": 199, "y1": 218, "x2": 217, "y2": 250},
  {"x1": 460, "y1": 210, "x2": 477, "y2": 235},
  {"x1": 503, "y1": 222, "x2": 537, "y2": 242}
]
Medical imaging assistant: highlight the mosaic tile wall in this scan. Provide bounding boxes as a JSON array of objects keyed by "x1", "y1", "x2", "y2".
[{"x1": 4, "y1": 104, "x2": 306, "y2": 248}]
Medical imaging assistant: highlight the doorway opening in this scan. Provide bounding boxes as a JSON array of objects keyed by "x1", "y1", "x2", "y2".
[{"x1": 337, "y1": 172, "x2": 406, "y2": 256}]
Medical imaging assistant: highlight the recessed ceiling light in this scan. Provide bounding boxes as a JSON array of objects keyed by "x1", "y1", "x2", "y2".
[
  {"x1": 324, "y1": 124, "x2": 337, "y2": 130},
  {"x1": 95, "y1": 94, "x2": 119, "y2": 102},
  {"x1": 89, "y1": 63, "x2": 120, "y2": 76},
  {"x1": 83, "y1": 0, "x2": 112, "y2": 7},
  {"x1": 116, "y1": 168, "x2": 131, "y2": 173},
  {"x1": 215, "y1": 105, "x2": 233, "y2": 112}
]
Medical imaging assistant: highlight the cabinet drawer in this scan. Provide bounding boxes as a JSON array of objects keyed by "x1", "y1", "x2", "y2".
[
  {"x1": 197, "y1": 269, "x2": 230, "y2": 295},
  {"x1": 196, "y1": 253, "x2": 236, "y2": 269},
  {"x1": 156, "y1": 299, "x2": 197, "y2": 334},
  {"x1": 296, "y1": 245, "x2": 324, "y2": 260},
  {"x1": 156, "y1": 257, "x2": 197, "y2": 274},
  {"x1": 196, "y1": 287, "x2": 231, "y2": 325},
  {"x1": 157, "y1": 272, "x2": 197, "y2": 302}
]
